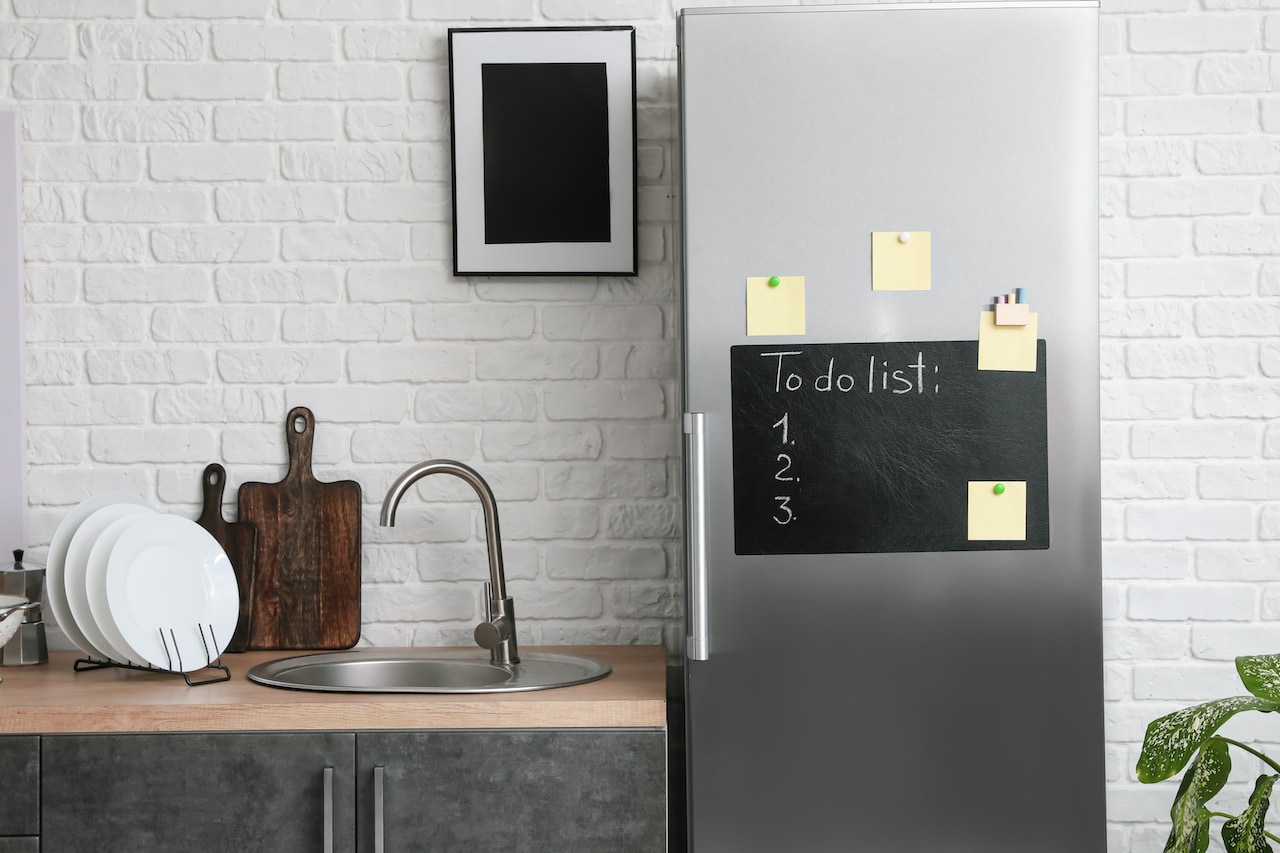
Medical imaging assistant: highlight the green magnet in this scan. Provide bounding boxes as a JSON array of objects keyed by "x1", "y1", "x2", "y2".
[
  {"x1": 768, "y1": 276, "x2": 781, "y2": 287},
  {"x1": 993, "y1": 483, "x2": 1006, "y2": 495}
]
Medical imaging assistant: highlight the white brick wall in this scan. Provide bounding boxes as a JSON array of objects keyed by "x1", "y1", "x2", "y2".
[
  {"x1": 1101, "y1": 0, "x2": 1280, "y2": 849},
  {"x1": 6, "y1": 0, "x2": 679, "y2": 664},
  {"x1": 4, "y1": 0, "x2": 1276, "y2": 847}
]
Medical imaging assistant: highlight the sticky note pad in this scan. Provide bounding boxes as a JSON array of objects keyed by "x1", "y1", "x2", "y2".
[
  {"x1": 746, "y1": 276, "x2": 806, "y2": 336},
  {"x1": 968, "y1": 481, "x2": 1027, "y2": 541},
  {"x1": 871, "y1": 231, "x2": 931, "y2": 291},
  {"x1": 977, "y1": 310, "x2": 1038, "y2": 371}
]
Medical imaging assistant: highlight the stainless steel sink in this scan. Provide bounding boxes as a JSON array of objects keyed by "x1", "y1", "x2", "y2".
[
  {"x1": 247, "y1": 648, "x2": 612, "y2": 694},
  {"x1": 248, "y1": 463, "x2": 614, "y2": 695}
]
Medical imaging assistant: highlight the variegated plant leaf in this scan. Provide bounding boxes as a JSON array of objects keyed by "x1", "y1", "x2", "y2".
[
  {"x1": 1164, "y1": 738, "x2": 1231, "y2": 853},
  {"x1": 1138, "y1": 696, "x2": 1280, "y2": 784},
  {"x1": 1222, "y1": 774, "x2": 1278, "y2": 853},
  {"x1": 1238, "y1": 655, "x2": 1280, "y2": 702}
]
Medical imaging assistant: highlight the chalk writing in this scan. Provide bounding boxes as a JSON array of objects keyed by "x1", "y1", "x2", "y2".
[
  {"x1": 761, "y1": 350, "x2": 941, "y2": 395},
  {"x1": 770, "y1": 411, "x2": 798, "y2": 524}
]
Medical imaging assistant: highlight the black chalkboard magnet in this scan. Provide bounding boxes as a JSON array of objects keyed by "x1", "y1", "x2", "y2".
[
  {"x1": 745, "y1": 275, "x2": 806, "y2": 336},
  {"x1": 967, "y1": 480, "x2": 1028, "y2": 541},
  {"x1": 871, "y1": 231, "x2": 931, "y2": 291},
  {"x1": 977, "y1": 310, "x2": 1039, "y2": 371}
]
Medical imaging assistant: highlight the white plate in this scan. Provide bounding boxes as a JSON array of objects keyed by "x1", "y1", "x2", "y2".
[
  {"x1": 64, "y1": 503, "x2": 155, "y2": 661},
  {"x1": 104, "y1": 514, "x2": 238, "y2": 672},
  {"x1": 46, "y1": 495, "x2": 150, "y2": 656},
  {"x1": 85, "y1": 514, "x2": 152, "y2": 664}
]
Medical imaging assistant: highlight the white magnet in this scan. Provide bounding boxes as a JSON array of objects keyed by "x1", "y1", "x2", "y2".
[{"x1": 898, "y1": 232, "x2": 911, "y2": 243}]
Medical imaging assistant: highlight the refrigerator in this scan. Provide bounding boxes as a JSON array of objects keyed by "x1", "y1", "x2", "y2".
[{"x1": 678, "y1": 4, "x2": 1102, "y2": 852}]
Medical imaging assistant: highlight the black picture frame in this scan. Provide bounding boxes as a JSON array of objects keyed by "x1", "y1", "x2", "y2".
[{"x1": 447, "y1": 26, "x2": 638, "y2": 277}]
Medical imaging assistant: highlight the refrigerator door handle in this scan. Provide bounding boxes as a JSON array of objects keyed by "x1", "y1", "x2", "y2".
[{"x1": 684, "y1": 411, "x2": 710, "y2": 661}]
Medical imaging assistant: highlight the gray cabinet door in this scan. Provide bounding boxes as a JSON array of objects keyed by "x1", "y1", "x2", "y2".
[
  {"x1": 357, "y1": 729, "x2": 666, "y2": 853},
  {"x1": 0, "y1": 736, "x2": 38, "y2": 836},
  {"x1": 42, "y1": 732, "x2": 356, "y2": 853}
]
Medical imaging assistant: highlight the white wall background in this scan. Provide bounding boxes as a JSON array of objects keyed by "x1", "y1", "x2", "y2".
[
  {"x1": 5, "y1": 0, "x2": 683, "y2": 656},
  {"x1": 0, "y1": 112, "x2": 24, "y2": 554},
  {"x1": 1099, "y1": 0, "x2": 1280, "y2": 848},
  {"x1": 2, "y1": 0, "x2": 1277, "y2": 849}
]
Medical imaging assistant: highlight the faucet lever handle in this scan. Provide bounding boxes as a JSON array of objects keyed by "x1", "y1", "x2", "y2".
[
  {"x1": 475, "y1": 616, "x2": 511, "y2": 650},
  {"x1": 475, "y1": 589, "x2": 515, "y2": 652}
]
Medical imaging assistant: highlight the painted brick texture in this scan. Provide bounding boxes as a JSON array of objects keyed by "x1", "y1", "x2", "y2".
[
  {"x1": 1101, "y1": 1, "x2": 1280, "y2": 850},
  {"x1": 8, "y1": 0, "x2": 680, "y2": 661},
  {"x1": 3, "y1": 1, "x2": 1275, "y2": 848}
]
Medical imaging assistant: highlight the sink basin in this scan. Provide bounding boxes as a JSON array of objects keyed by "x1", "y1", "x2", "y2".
[{"x1": 246, "y1": 649, "x2": 612, "y2": 694}]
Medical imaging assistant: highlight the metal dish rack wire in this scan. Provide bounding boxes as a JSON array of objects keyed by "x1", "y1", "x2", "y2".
[{"x1": 73, "y1": 623, "x2": 231, "y2": 686}]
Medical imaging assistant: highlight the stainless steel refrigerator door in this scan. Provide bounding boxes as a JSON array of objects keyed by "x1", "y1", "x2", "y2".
[{"x1": 679, "y1": 4, "x2": 1102, "y2": 852}]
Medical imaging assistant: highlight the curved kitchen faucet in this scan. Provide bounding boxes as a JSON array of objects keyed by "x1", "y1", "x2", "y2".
[{"x1": 379, "y1": 460, "x2": 519, "y2": 665}]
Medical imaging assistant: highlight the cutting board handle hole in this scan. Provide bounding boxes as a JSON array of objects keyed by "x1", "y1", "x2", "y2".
[
  {"x1": 208, "y1": 470, "x2": 221, "y2": 486},
  {"x1": 292, "y1": 416, "x2": 306, "y2": 434}
]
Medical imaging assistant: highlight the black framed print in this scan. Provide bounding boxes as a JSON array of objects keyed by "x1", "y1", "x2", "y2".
[{"x1": 448, "y1": 26, "x2": 638, "y2": 276}]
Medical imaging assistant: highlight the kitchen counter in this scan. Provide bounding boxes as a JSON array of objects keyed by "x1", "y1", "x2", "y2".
[{"x1": 0, "y1": 645, "x2": 666, "y2": 733}]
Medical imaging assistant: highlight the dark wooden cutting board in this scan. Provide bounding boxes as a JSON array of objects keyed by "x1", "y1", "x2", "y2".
[
  {"x1": 237, "y1": 407, "x2": 362, "y2": 650},
  {"x1": 195, "y1": 463, "x2": 258, "y2": 653}
]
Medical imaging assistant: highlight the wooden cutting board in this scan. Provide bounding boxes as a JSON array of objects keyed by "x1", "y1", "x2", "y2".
[
  {"x1": 237, "y1": 407, "x2": 362, "y2": 650},
  {"x1": 195, "y1": 463, "x2": 258, "y2": 653}
]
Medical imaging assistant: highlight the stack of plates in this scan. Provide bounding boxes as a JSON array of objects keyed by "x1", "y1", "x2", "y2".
[{"x1": 46, "y1": 495, "x2": 239, "y2": 672}]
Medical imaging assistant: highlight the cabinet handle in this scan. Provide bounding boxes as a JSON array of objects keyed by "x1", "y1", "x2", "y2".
[
  {"x1": 323, "y1": 766, "x2": 334, "y2": 853},
  {"x1": 374, "y1": 765, "x2": 385, "y2": 853}
]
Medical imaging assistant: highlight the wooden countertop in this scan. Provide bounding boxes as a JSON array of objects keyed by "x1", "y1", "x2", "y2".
[{"x1": 0, "y1": 646, "x2": 667, "y2": 734}]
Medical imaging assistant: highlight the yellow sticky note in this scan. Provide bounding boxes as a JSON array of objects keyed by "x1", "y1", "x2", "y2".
[
  {"x1": 977, "y1": 310, "x2": 1038, "y2": 371},
  {"x1": 968, "y1": 481, "x2": 1027, "y2": 541},
  {"x1": 871, "y1": 231, "x2": 931, "y2": 291},
  {"x1": 746, "y1": 276, "x2": 806, "y2": 336}
]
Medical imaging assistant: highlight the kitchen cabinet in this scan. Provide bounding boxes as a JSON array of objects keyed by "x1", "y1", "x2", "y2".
[
  {"x1": 31, "y1": 729, "x2": 664, "y2": 852},
  {"x1": 42, "y1": 732, "x2": 356, "y2": 853},
  {"x1": 0, "y1": 736, "x2": 38, "y2": 837},
  {"x1": 358, "y1": 730, "x2": 666, "y2": 852},
  {"x1": 0, "y1": 841, "x2": 37, "y2": 853},
  {"x1": 0, "y1": 648, "x2": 668, "y2": 850}
]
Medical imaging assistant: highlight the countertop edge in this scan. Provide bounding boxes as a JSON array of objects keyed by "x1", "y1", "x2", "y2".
[{"x1": 0, "y1": 646, "x2": 668, "y2": 734}]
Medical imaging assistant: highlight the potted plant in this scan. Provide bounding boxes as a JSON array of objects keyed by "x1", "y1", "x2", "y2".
[{"x1": 1137, "y1": 653, "x2": 1280, "y2": 852}]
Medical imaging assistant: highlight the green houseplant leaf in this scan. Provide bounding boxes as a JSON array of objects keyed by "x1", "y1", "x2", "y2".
[
  {"x1": 1238, "y1": 655, "x2": 1280, "y2": 702},
  {"x1": 1164, "y1": 738, "x2": 1232, "y2": 853},
  {"x1": 1138, "y1": 697, "x2": 1280, "y2": 784},
  {"x1": 1222, "y1": 774, "x2": 1278, "y2": 853}
]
